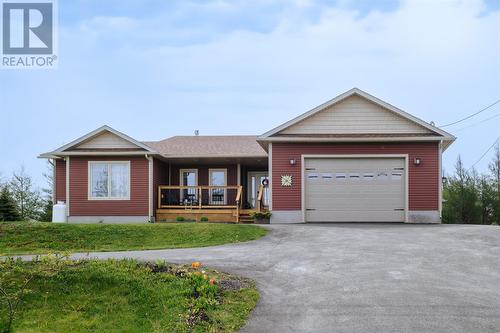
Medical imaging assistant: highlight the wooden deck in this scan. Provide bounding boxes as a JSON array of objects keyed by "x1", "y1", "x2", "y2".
[{"x1": 155, "y1": 185, "x2": 265, "y2": 223}]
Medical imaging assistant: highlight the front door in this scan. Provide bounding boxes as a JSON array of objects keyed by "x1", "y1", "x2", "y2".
[{"x1": 247, "y1": 172, "x2": 269, "y2": 208}]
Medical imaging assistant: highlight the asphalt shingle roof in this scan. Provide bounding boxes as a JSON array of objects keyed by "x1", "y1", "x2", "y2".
[{"x1": 143, "y1": 135, "x2": 267, "y2": 157}]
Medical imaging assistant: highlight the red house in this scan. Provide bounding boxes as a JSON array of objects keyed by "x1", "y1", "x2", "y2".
[{"x1": 40, "y1": 88, "x2": 455, "y2": 224}]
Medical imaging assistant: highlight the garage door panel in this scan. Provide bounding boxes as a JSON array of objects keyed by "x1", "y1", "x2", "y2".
[
  {"x1": 304, "y1": 157, "x2": 406, "y2": 222},
  {"x1": 306, "y1": 210, "x2": 405, "y2": 222}
]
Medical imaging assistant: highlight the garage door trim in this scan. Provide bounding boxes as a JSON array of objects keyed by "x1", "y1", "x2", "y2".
[{"x1": 301, "y1": 154, "x2": 409, "y2": 223}]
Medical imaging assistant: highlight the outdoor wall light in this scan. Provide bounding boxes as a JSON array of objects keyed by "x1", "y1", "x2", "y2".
[
  {"x1": 289, "y1": 159, "x2": 296, "y2": 166},
  {"x1": 414, "y1": 157, "x2": 422, "y2": 166}
]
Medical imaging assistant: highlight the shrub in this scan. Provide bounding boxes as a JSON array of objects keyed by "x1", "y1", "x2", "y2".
[
  {"x1": 200, "y1": 216, "x2": 209, "y2": 222},
  {"x1": 176, "y1": 216, "x2": 185, "y2": 222},
  {"x1": 252, "y1": 211, "x2": 272, "y2": 220}
]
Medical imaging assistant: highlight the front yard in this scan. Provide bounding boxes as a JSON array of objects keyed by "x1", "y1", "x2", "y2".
[
  {"x1": 0, "y1": 222, "x2": 267, "y2": 255},
  {"x1": 0, "y1": 258, "x2": 259, "y2": 332}
]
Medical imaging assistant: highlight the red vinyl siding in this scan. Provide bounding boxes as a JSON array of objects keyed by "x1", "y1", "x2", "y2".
[
  {"x1": 271, "y1": 142, "x2": 439, "y2": 211},
  {"x1": 69, "y1": 156, "x2": 149, "y2": 216},
  {"x1": 153, "y1": 158, "x2": 169, "y2": 212},
  {"x1": 55, "y1": 159, "x2": 66, "y2": 202}
]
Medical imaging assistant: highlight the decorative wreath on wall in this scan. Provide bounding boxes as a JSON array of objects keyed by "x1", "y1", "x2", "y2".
[{"x1": 281, "y1": 174, "x2": 293, "y2": 187}]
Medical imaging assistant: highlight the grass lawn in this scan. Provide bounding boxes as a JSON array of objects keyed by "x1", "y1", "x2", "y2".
[
  {"x1": 0, "y1": 259, "x2": 259, "y2": 332},
  {"x1": 0, "y1": 222, "x2": 267, "y2": 255}
]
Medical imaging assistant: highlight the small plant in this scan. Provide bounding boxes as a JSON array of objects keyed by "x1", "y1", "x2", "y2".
[
  {"x1": 200, "y1": 216, "x2": 209, "y2": 222},
  {"x1": 0, "y1": 253, "x2": 70, "y2": 333},
  {"x1": 492, "y1": 221, "x2": 498, "y2": 226},
  {"x1": 155, "y1": 259, "x2": 167, "y2": 269},
  {"x1": 251, "y1": 211, "x2": 272, "y2": 219},
  {"x1": 176, "y1": 216, "x2": 185, "y2": 222}
]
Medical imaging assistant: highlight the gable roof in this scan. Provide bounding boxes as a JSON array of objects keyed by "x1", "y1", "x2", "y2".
[
  {"x1": 39, "y1": 125, "x2": 158, "y2": 158},
  {"x1": 144, "y1": 136, "x2": 267, "y2": 158},
  {"x1": 258, "y1": 88, "x2": 455, "y2": 149}
]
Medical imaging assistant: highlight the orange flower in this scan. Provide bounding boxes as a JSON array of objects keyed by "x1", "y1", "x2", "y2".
[
  {"x1": 209, "y1": 278, "x2": 216, "y2": 285},
  {"x1": 191, "y1": 262, "x2": 201, "y2": 269}
]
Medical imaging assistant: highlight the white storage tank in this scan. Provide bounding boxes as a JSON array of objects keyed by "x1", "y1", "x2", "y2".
[{"x1": 52, "y1": 201, "x2": 67, "y2": 223}]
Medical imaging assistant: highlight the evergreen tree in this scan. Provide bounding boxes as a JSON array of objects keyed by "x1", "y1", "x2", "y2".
[{"x1": 0, "y1": 186, "x2": 21, "y2": 221}]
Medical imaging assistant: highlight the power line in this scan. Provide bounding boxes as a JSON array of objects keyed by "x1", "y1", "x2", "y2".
[
  {"x1": 470, "y1": 136, "x2": 500, "y2": 170},
  {"x1": 455, "y1": 111, "x2": 500, "y2": 132},
  {"x1": 440, "y1": 99, "x2": 500, "y2": 127}
]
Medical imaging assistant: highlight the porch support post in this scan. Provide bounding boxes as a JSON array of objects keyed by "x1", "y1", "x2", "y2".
[{"x1": 237, "y1": 163, "x2": 241, "y2": 186}]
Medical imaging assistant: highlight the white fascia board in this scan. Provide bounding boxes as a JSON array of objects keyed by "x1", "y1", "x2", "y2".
[
  {"x1": 260, "y1": 136, "x2": 448, "y2": 143},
  {"x1": 258, "y1": 88, "x2": 456, "y2": 142},
  {"x1": 46, "y1": 125, "x2": 158, "y2": 155}
]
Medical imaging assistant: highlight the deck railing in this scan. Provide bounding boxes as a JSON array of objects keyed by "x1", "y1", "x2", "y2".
[{"x1": 158, "y1": 185, "x2": 243, "y2": 210}]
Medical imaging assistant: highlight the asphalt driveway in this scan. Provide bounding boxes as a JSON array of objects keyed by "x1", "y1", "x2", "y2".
[{"x1": 71, "y1": 224, "x2": 500, "y2": 332}]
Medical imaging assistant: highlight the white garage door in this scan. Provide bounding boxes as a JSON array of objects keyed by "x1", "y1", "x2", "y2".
[{"x1": 304, "y1": 157, "x2": 406, "y2": 222}]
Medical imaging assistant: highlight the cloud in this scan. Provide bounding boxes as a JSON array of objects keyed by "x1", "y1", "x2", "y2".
[{"x1": 1, "y1": 0, "x2": 499, "y2": 186}]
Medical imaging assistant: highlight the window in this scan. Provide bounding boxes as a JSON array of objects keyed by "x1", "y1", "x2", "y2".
[
  {"x1": 307, "y1": 172, "x2": 319, "y2": 180},
  {"x1": 180, "y1": 169, "x2": 198, "y2": 202},
  {"x1": 391, "y1": 172, "x2": 403, "y2": 180},
  {"x1": 349, "y1": 172, "x2": 360, "y2": 180},
  {"x1": 209, "y1": 169, "x2": 227, "y2": 205},
  {"x1": 89, "y1": 162, "x2": 130, "y2": 200},
  {"x1": 363, "y1": 172, "x2": 375, "y2": 180},
  {"x1": 335, "y1": 172, "x2": 346, "y2": 180},
  {"x1": 321, "y1": 173, "x2": 333, "y2": 180}
]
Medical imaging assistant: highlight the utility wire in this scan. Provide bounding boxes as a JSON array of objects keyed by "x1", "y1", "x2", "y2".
[
  {"x1": 470, "y1": 136, "x2": 500, "y2": 170},
  {"x1": 440, "y1": 99, "x2": 500, "y2": 127},
  {"x1": 455, "y1": 111, "x2": 500, "y2": 132}
]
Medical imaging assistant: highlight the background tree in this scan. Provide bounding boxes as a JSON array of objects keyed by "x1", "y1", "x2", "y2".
[
  {"x1": 39, "y1": 161, "x2": 54, "y2": 222},
  {"x1": 489, "y1": 143, "x2": 500, "y2": 225},
  {"x1": 9, "y1": 167, "x2": 43, "y2": 221},
  {"x1": 442, "y1": 156, "x2": 481, "y2": 224},
  {"x1": 0, "y1": 187, "x2": 20, "y2": 222}
]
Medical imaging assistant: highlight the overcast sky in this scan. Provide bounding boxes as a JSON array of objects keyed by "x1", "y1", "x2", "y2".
[{"x1": 0, "y1": 0, "x2": 499, "y2": 188}]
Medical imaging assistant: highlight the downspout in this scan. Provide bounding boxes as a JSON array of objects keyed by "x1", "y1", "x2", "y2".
[
  {"x1": 438, "y1": 140, "x2": 443, "y2": 220},
  {"x1": 145, "y1": 154, "x2": 154, "y2": 222},
  {"x1": 48, "y1": 159, "x2": 56, "y2": 204},
  {"x1": 65, "y1": 156, "x2": 70, "y2": 218}
]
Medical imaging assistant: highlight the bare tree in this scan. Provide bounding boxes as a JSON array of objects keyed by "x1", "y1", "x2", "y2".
[{"x1": 9, "y1": 167, "x2": 43, "y2": 221}]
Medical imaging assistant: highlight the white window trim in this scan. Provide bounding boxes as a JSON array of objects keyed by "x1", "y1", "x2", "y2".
[
  {"x1": 88, "y1": 161, "x2": 131, "y2": 200},
  {"x1": 179, "y1": 169, "x2": 198, "y2": 201},
  {"x1": 179, "y1": 169, "x2": 198, "y2": 186},
  {"x1": 209, "y1": 168, "x2": 227, "y2": 205}
]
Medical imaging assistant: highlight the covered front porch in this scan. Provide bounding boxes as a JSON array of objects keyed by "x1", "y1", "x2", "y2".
[{"x1": 154, "y1": 157, "x2": 269, "y2": 223}]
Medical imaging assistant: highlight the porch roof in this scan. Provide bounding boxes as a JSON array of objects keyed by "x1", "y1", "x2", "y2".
[{"x1": 143, "y1": 135, "x2": 267, "y2": 158}]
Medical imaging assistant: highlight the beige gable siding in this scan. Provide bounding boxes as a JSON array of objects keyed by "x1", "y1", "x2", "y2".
[
  {"x1": 280, "y1": 95, "x2": 432, "y2": 135},
  {"x1": 77, "y1": 131, "x2": 140, "y2": 149}
]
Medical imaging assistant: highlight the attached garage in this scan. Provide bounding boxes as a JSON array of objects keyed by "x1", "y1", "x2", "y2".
[
  {"x1": 258, "y1": 88, "x2": 456, "y2": 224},
  {"x1": 303, "y1": 156, "x2": 407, "y2": 222}
]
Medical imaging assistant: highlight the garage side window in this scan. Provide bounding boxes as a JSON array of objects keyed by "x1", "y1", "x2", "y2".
[
  {"x1": 89, "y1": 161, "x2": 130, "y2": 200},
  {"x1": 363, "y1": 172, "x2": 374, "y2": 180},
  {"x1": 307, "y1": 172, "x2": 319, "y2": 180},
  {"x1": 349, "y1": 173, "x2": 360, "y2": 181},
  {"x1": 391, "y1": 172, "x2": 403, "y2": 180},
  {"x1": 321, "y1": 173, "x2": 333, "y2": 180},
  {"x1": 335, "y1": 172, "x2": 346, "y2": 180}
]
